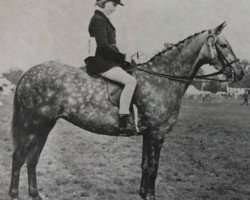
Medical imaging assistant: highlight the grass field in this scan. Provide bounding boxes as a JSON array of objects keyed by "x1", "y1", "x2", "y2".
[{"x1": 0, "y1": 95, "x2": 249, "y2": 200}]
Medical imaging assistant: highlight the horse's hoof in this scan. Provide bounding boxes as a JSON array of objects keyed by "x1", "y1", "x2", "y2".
[
  {"x1": 10, "y1": 195, "x2": 20, "y2": 200},
  {"x1": 140, "y1": 195, "x2": 155, "y2": 200},
  {"x1": 29, "y1": 195, "x2": 42, "y2": 200},
  {"x1": 142, "y1": 198, "x2": 155, "y2": 200},
  {"x1": 139, "y1": 190, "x2": 146, "y2": 199}
]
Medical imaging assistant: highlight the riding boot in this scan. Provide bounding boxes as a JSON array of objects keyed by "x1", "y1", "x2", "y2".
[{"x1": 118, "y1": 115, "x2": 147, "y2": 135}]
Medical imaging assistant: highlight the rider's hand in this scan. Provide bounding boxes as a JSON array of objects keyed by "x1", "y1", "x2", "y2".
[
  {"x1": 125, "y1": 56, "x2": 136, "y2": 66},
  {"x1": 131, "y1": 59, "x2": 136, "y2": 66},
  {"x1": 125, "y1": 56, "x2": 131, "y2": 63}
]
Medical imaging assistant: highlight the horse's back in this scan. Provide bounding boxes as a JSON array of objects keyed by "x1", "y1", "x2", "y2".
[
  {"x1": 19, "y1": 61, "x2": 88, "y2": 84},
  {"x1": 17, "y1": 61, "x2": 104, "y2": 96}
]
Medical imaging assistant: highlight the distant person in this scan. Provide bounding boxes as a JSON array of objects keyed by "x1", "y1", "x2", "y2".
[{"x1": 241, "y1": 90, "x2": 248, "y2": 106}]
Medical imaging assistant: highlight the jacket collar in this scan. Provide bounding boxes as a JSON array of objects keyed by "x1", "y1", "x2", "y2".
[{"x1": 95, "y1": 10, "x2": 115, "y2": 30}]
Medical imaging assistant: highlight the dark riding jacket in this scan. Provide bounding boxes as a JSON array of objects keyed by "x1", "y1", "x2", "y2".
[{"x1": 87, "y1": 10, "x2": 126, "y2": 74}]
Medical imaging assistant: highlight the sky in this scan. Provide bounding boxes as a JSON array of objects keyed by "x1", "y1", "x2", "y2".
[{"x1": 1, "y1": 0, "x2": 250, "y2": 73}]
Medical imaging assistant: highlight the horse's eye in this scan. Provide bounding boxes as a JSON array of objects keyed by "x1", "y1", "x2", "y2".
[{"x1": 220, "y1": 43, "x2": 227, "y2": 48}]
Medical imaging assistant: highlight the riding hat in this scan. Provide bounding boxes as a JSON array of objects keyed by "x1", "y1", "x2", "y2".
[{"x1": 96, "y1": 0, "x2": 124, "y2": 6}]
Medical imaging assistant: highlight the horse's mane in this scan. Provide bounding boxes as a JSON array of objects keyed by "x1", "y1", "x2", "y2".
[{"x1": 142, "y1": 30, "x2": 207, "y2": 65}]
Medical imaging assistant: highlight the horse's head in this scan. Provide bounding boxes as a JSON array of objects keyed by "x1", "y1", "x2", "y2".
[{"x1": 199, "y1": 22, "x2": 244, "y2": 82}]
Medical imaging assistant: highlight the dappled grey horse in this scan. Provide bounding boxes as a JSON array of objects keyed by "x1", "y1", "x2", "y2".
[{"x1": 9, "y1": 23, "x2": 244, "y2": 200}]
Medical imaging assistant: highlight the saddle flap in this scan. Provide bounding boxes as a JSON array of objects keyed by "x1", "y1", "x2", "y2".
[{"x1": 106, "y1": 81, "x2": 123, "y2": 107}]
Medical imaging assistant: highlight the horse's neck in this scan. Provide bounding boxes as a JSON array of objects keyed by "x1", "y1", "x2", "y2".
[
  {"x1": 137, "y1": 32, "x2": 206, "y2": 90},
  {"x1": 151, "y1": 34, "x2": 205, "y2": 76},
  {"x1": 136, "y1": 34, "x2": 205, "y2": 123},
  {"x1": 136, "y1": 34, "x2": 204, "y2": 124}
]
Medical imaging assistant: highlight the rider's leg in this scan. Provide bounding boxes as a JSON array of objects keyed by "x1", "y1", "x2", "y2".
[
  {"x1": 101, "y1": 67, "x2": 137, "y2": 115},
  {"x1": 101, "y1": 67, "x2": 142, "y2": 132}
]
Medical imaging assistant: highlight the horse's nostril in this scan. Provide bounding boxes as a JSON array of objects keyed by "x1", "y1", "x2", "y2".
[
  {"x1": 241, "y1": 70, "x2": 245, "y2": 77},
  {"x1": 239, "y1": 70, "x2": 245, "y2": 81},
  {"x1": 237, "y1": 70, "x2": 245, "y2": 81}
]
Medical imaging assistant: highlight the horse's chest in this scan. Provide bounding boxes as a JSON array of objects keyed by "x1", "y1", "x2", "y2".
[{"x1": 138, "y1": 87, "x2": 181, "y2": 128}]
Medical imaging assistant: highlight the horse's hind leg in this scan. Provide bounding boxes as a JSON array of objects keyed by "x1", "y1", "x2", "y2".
[
  {"x1": 9, "y1": 120, "x2": 55, "y2": 200},
  {"x1": 26, "y1": 135, "x2": 47, "y2": 200},
  {"x1": 9, "y1": 144, "x2": 27, "y2": 200},
  {"x1": 26, "y1": 122, "x2": 55, "y2": 200}
]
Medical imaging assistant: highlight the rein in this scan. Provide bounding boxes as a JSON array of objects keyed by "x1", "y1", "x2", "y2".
[
  {"x1": 132, "y1": 40, "x2": 239, "y2": 83},
  {"x1": 133, "y1": 64, "x2": 227, "y2": 83}
]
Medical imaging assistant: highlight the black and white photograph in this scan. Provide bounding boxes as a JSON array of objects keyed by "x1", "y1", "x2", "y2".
[{"x1": 0, "y1": 0, "x2": 250, "y2": 199}]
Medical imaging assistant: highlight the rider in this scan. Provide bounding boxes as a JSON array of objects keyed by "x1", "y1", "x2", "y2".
[{"x1": 88, "y1": 0, "x2": 144, "y2": 133}]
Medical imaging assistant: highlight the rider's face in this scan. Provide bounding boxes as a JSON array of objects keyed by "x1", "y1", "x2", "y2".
[{"x1": 104, "y1": 1, "x2": 117, "y2": 15}]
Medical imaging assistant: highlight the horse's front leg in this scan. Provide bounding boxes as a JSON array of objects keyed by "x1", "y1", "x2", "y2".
[
  {"x1": 140, "y1": 132, "x2": 165, "y2": 200},
  {"x1": 139, "y1": 135, "x2": 148, "y2": 198}
]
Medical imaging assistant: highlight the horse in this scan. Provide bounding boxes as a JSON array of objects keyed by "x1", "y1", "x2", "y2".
[{"x1": 9, "y1": 22, "x2": 244, "y2": 200}]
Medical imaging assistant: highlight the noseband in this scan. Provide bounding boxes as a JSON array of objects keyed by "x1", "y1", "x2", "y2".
[{"x1": 133, "y1": 31, "x2": 240, "y2": 83}]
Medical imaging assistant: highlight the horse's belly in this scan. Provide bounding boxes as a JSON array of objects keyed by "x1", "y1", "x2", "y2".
[
  {"x1": 61, "y1": 78, "x2": 120, "y2": 135},
  {"x1": 66, "y1": 101, "x2": 119, "y2": 135}
]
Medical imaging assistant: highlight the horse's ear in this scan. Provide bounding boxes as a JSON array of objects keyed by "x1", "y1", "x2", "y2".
[{"x1": 214, "y1": 21, "x2": 227, "y2": 35}]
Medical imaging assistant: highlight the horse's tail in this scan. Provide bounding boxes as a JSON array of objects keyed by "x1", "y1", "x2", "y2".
[
  {"x1": 11, "y1": 88, "x2": 20, "y2": 150},
  {"x1": 11, "y1": 71, "x2": 27, "y2": 150}
]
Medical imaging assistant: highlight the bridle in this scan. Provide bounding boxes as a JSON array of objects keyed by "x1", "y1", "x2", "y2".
[
  {"x1": 132, "y1": 31, "x2": 240, "y2": 83},
  {"x1": 203, "y1": 31, "x2": 239, "y2": 81}
]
